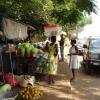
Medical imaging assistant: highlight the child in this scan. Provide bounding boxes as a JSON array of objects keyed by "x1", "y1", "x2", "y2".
[{"x1": 69, "y1": 39, "x2": 79, "y2": 82}]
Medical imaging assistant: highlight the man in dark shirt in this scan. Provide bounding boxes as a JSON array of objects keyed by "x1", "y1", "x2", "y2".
[{"x1": 59, "y1": 34, "x2": 65, "y2": 61}]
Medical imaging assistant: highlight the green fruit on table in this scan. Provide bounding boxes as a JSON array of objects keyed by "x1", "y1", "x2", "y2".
[
  {"x1": 0, "y1": 84, "x2": 11, "y2": 92},
  {"x1": 25, "y1": 47, "x2": 31, "y2": 57},
  {"x1": 24, "y1": 43, "x2": 30, "y2": 48},
  {"x1": 31, "y1": 48, "x2": 39, "y2": 54},
  {"x1": 20, "y1": 47, "x2": 25, "y2": 56}
]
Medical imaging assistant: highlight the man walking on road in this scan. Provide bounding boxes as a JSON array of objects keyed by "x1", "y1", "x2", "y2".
[{"x1": 59, "y1": 34, "x2": 65, "y2": 61}]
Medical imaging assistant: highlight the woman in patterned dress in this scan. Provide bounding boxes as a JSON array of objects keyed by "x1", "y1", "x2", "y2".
[{"x1": 48, "y1": 36, "x2": 58, "y2": 84}]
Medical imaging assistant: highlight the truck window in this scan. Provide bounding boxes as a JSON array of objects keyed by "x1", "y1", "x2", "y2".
[{"x1": 90, "y1": 39, "x2": 100, "y2": 49}]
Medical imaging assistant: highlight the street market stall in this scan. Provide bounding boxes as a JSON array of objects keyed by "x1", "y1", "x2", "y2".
[
  {"x1": 0, "y1": 16, "x2": 35, "y2": 80},
  {"x1": 0, "y1": 20, "x2": 63, "y2": 99},
  {"x1": 15, "y1": 42, "x2": 49, "y2": 76},
  {"x1": 0, "y1": 17, "x2": 44, "y2": 100}
]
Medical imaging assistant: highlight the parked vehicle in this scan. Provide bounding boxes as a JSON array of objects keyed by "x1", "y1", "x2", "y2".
[
  {"x1": 83, "y1": 37, "x2": 100, "y2": 73},
  {"x1": 77, "y1": 43, "x2": 83, "y2": 55},
  {"x1": 77, "y1": 39, "x2": 86, "y2": 55}
]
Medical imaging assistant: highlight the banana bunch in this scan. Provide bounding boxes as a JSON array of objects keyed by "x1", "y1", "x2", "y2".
[{"x1": 19, "y1": 86, "x2": 42, "y2": 100}]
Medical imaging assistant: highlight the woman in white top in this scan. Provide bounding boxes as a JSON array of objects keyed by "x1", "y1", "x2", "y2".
[{"x1": 69, "y1": 39, "x2": 79, "y2": 82}]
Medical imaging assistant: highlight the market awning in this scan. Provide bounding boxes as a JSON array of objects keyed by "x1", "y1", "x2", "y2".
[{"x1": 0, "y1": 17, "x2": 35, "y2": 40}]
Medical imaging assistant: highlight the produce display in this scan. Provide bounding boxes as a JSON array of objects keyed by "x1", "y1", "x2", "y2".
[
  {"x1": 16, "y1": 42, "x2": 49, "y2": 74},
  {"x1": 15, "y1": 42, "x2": 47, "y2": 99},
  {"x1": 18, "y1": 86, "x2": 42, "y2": 100},
  {"x1": 36, "y1": 57, "x2": 48, "y2": 73},
  {"x1": 16, "y1": 42, "x2": 44, "y2": 57}
]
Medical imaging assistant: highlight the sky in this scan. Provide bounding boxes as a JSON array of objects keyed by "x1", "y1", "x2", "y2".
[{"x1": 78, "y1": 0, "x2": 100, "y2": 38}]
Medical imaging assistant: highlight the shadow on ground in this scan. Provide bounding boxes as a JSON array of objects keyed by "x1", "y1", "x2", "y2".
[
  {"x1": 40, "y1": 92, "x2": 73, "y2": 100},
  {"x1": 37, "y1": 56, "x2": 100, "y2": 100},
  {"x1": 37, "y1": 60, "x2": 73, "y2": 100},
  {"x1": 70, "y1": 72, "x2": 100, "y2": 100}
]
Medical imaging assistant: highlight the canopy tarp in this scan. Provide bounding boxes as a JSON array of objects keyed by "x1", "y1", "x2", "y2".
[{"x1": 3, "y1": 18, "x2": 28, "y2": 40}]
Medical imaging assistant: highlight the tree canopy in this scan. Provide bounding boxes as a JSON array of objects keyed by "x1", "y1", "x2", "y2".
[{"x1": 0, "y1": 0, "x2": 97, "y2": 34}]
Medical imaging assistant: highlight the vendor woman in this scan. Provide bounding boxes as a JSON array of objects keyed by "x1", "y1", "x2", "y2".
[{"x1": 48, "y1": 36, "x2": 58, "y2": 84}]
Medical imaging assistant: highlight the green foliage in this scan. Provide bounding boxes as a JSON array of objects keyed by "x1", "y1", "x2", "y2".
[
  {"x1": 75, "y1": 0, "x2": 97, "y2": 14},
  {"x1": 0, "y1": 0, "x2": 97, "y2": 35},
  {"x1": 51, "y1": 0, "x2": 96, "y2": 30}
]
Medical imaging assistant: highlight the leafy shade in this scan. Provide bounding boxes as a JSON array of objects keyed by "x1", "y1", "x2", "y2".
[
  {"x1": 0, "y1": 0, "x2": 97, "y2": 34},
  {"x1": 75, "y1": 0, "x2": 97, "y2": 14}
]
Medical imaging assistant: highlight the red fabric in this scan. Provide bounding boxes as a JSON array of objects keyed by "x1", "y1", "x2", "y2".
[
  {"x1": 0, "y1": 72, "x2": 19, "y2": 87},
  {"x1": 4, "y1": 74, "x2": 19, "y2": 86}
]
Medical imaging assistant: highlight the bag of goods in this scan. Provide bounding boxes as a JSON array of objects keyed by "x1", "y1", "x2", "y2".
[
  {"x1": 18, "y1": 86, "x2": 42, "y2": 100},
  {"x1": 15, "y1": 75, "x2": 35, "y2": 87}
]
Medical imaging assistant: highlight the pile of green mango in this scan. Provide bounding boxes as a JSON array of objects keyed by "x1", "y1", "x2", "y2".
[{"x1": 16, "y1": 42, "x2": 44, "y2": 57}]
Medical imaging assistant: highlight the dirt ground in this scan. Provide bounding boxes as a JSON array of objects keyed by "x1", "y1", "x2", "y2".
[{"x1": 37, "y1": 56, "x2": 100, "y2": 100}]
